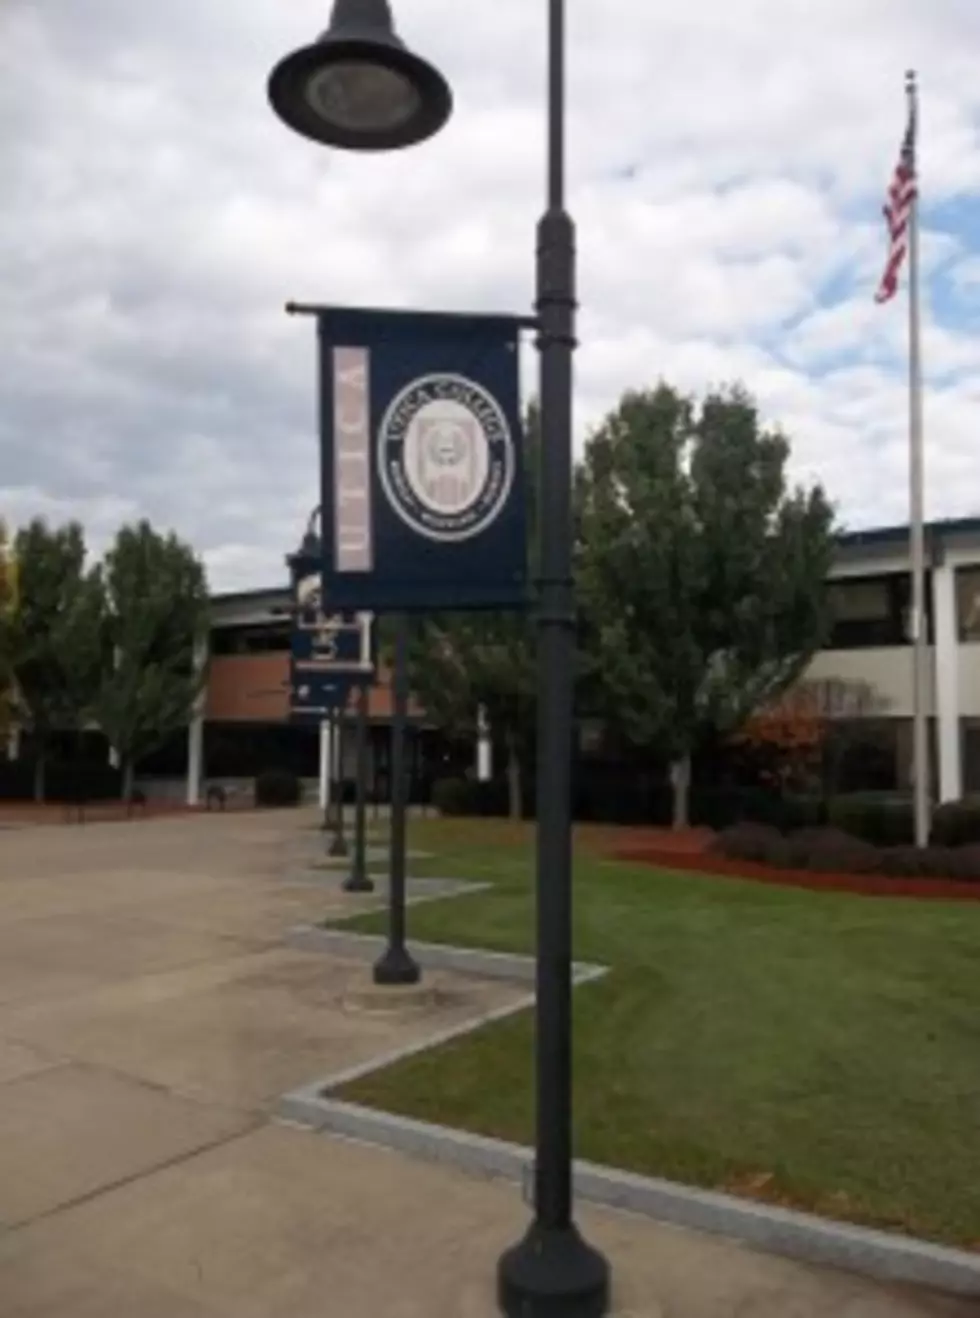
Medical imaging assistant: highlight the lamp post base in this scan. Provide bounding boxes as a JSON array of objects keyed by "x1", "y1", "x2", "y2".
[
  {"x1": 372, "y1": 944, "x2": 421, "y2": 986},
  {"x1": 497, "y1": 1223, "x2": 610, "y2": 1318},
  {"x1": 342, "y1": 871, "x2": 375, "y2": 894},
  {"x1": 328, "y1": 832, "x2": 349, "y2": 858}
]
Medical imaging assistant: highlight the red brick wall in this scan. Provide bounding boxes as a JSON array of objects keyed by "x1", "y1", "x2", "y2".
[{"x1": 204, "y1": 656, "x2": 422, "y2": 723}]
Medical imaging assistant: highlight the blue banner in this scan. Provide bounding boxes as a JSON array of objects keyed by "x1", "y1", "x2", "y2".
[
  {"x1": 317, "y1": 306, "x2": 527, "y2": 611},
  {"x1": 288, "y1": 553, "x2": 375, "y2": 722}
]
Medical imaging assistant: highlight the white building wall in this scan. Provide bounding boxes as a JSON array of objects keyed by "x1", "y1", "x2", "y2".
[
  {"x1": 803, "y1": 648, "x2": 935, "y2": 718},
  {"x1": 931, "y1": 564, "x2": 961, "y2": 802}
]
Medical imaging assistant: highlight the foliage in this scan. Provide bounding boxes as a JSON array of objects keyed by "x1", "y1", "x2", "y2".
[
  {"x1": 732, "y1": 683, "x2": 824, "y2": 792},
  {"x1": 431, "y1": 777, "x2": 470, "y2": 816},
  {"x1": 929, "y1": 798, "x2": 980, "y2": 848},
  {"x1": 714, "y1": 823, "x2": 980, "y2": 882},
  {"x1": 0, "y1": 521, "x2": 16, "y2": 739},
  {"x1": 576, "y1": 383, "x2": 835, "y2": 826},
  {"x1": 827, "y1": 792, "x2": 914, "y2": 847},
  {"x1": 93, "y1": 521, "x2": 209, "y2": 799},
  {"x1": 6, "y1": 520, "x2": 106, "y2": 800},
  {"x1": 774, "y1": 826, "x2": 880, "y2": 873},
  {"x1": 254, "y1": 767, "x2": 303, "y2": 807},
  {"x1": 710, "y1": 821, "x2": 782, "y2": 862}
]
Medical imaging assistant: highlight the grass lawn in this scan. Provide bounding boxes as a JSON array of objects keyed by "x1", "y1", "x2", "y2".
[{"x1": 331, "y1": 818, "x2": 980, "y2": 1249}]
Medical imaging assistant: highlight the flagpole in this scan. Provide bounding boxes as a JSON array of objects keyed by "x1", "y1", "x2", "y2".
[{"x1": 907, "y1": 68, "x2": 930, "y2": 848}]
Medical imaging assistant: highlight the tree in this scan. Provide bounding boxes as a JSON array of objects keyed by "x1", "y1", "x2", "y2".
[
  {"x1": 7, "y1": 520, "x2": 105, "y2": 800},
  {"x1": 94, "y1": 522, "x2": 209, "y2": 801},
  {"x1": 407, "y1": 612, "x2": 535, "y2": 818},
  {"x1": 403, "y1": 405, "x2": 540, "y2": 819},
  {"x1": 0, "y1": 522, "x2": 16, "y2": 747},
  {"x1": 733, "y1": 677, "x2": 891, "y2": 797},
  {"x1": 577, "y1": 383, "x2": 835, "y2": 827},
  {"x1": 732, "y1": 682, "x2": 825, "y2": 792}
]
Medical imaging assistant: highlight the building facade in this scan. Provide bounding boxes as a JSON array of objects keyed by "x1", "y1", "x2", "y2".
[
  {"x1": 807, "y1": 517, "x2": 980, "y2": 803},
  {"x1": 11, "y1": 517, "x2": 978, "y2": 805}
]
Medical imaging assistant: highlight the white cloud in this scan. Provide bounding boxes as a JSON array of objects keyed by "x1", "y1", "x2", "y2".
[{"x1": 3, "y1": 0, "x2": 980, "y2": 592}]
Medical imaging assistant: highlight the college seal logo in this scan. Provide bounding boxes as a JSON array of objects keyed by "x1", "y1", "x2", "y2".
[{"x1": 377, "y1": 373, "x2": 515, "y2": 543}]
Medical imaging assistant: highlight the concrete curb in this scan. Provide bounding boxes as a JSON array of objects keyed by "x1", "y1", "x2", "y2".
[
  {"x1": 279, "y1": 928, "x2": 980, "y2": 1299},
  {"x1": 282, "y1": 878, "x2": 491, "y2": 905},
  {"x1": 279, "y1": 1096, "x2": 980, "y2": 1298},
  {"x1": 284, "y1": 922, "x2": 607, "y2": 988}
]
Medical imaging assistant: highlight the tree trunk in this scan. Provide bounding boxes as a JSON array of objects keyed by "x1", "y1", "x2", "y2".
[
  {"x1": 670, "y1": 754, "x2": 692, "y2": 830},
  {"x1": 33, "y1": 749, "x2": 46, "y2": 804},
  {"x1": 505, "y1": 735, "x2": 522, "y2": 821},
  {"x1": 122, "y1": 759, "x2": 134, "y2": 807}
]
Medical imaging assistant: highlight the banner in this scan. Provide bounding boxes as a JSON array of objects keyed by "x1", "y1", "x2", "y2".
[
  {"x1": 289, "y1": 553, "x2": 375, "y2": 722},
  {"x1": 316, "y1": 306, "x2": 528, "y2": 611}
]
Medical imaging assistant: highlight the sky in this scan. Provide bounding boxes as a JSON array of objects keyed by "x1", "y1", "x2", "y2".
[{"x1": 3, "y1": 0, "x2": 980, "y2": 594}]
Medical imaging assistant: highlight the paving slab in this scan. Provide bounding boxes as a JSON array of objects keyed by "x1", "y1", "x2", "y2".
[
  {"x1": 0, "y1": 947, "x2": 527, "y2": 1111},
  {"x1": 0, "y1": 911, "x2": 256, "y2": 1007},
  {"x1": 0, "y1": 1039, "x2": 60, "y2": 1087},
  {"x1": 0, "y1": 1124, "x2": 968, "y2": 1318},
  {"x1": 0, "y1": 1063, "x2": 254, "y2": 1225}
]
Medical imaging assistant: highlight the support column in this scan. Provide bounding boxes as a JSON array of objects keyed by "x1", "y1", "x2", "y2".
[
  {"x1": 186, "y1": 633, "x2": 208, "y2": 807},
  {"x1": 932, "y1": 562, "x2": 961, "y2": 803},
  {"x1": 477, "y1": 705, "x2": 492, "y2": 783},
  {"x1": 319, "y1": 719, "x2": 331, "y2": 812}
]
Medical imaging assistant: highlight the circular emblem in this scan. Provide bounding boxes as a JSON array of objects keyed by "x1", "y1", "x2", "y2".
[{"x1": 377, "y1": 373, "x2": 515, "y2": 543}]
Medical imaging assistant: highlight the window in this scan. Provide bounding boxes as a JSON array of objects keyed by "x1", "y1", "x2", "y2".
[
  {"x1": 956, "y1": 566, "x2": 980, "y2": 641},
  {"x1": 826, "y1": 573, "x2": 932, "y2": 649},
  {"x1": 210, "y1": 624, "x2": 291, "y2": 656}
]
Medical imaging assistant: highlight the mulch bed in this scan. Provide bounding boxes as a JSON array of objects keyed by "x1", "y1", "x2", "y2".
[{"x1": 613, "y1": 844, "x2": 980, "y2": 903}]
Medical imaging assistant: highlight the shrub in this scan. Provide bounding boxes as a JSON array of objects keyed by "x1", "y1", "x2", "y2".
[
  {"x1": 775, "y1": 827, "x2": 880, "y2": 874},
  {"x1": 691, "y1": 787, "x2": 824, "y2": 832},
  {"x1": 712, "y1": 822, "x2": 782, "y2": 863},
  {"x1": 877, "y1": 845, "x2": 952, "y2": 878},
  {"x1": 254, "y1": 768, "x2": 302, "y2": 808},
  {"x1": 431, "y1": 777, "x2": 472, "y2": 817},
  {"x1": 828, "y1": 793, "x2": 914, "y2": 847},
  {"x1": 930, "y1": 799, "x2": 980, "y2": 848},
  {"x1": 945, "y1": 844, "x2": 980, "y2": 882}
]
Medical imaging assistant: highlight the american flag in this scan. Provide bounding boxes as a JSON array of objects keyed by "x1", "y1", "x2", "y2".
[{"x1": 874, "y1": 100, "x2": 918, "y2": 304}]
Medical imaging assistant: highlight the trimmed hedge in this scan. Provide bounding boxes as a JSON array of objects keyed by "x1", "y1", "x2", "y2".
[
  {"x1": 709, "y1": 822, "x2": 781, "y2": 863},
  {"x1": 827, "y1": 793, "x2": 914, "y2": 847},
  {"x1": 930, "y1": 799, "x2": 980, "y2": 847},
  {"x1": 431, "y1": 776, "x2": 515, "y2": 818},
  {"x1": 0, "y1": 759, "x2": 123, "y2": 803},
  {"x1": 774, "y1": 826, "x2": 880, "y2": 874},
  {"x1": 431, "y1": 777, "x2": 471, "y2": 817},
  {"x1": 714, "y1": 823, "x2": 980, "y2": 881},
  {"x1": 254, "y1": 768, "x2": 303, "y2": 808}
]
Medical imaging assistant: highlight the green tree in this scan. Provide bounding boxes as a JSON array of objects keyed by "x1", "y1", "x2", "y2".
[
  {"x1": 7, "y1": 520, "x2": 105, "y2": 800},
  {"x1": 577, "y1": 383, "x2": 835, "y2": 827},
  {"x1": 407, "y1": 612, "x2": 535, "y2": 818},
  {"x1": 94, "y1": 522, "x2": 209, "y2": 801},
  {"x1": 0, "y1": 521, "x2": 16, "y2": 745}
]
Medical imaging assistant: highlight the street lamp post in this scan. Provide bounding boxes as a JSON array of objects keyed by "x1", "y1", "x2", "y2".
[
  {"x1": 343, "y1": 680, "x2": 375, "y2": 892},
  {"x1": 268, "y1": 2, "x2": 609, "y2": 1312},
  {"x1": 327, "y1": 710, "x2": 349, "y2": 857},
  {"x1": 371, "y1": 613, "x2": 419, "y2": 984}
]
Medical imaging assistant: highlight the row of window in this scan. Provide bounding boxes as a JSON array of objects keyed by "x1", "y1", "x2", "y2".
[
  {"x1": 208, "y1": 567, "x2": 980, "y2": 657},
  {"x1": 827, "y1": 567, "x2": 980, "y2": 649}
]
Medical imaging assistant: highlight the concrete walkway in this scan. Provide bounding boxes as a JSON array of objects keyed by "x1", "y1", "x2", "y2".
[{"x1": 0, "y1": 810, "x2": 970, "y2": 1316}]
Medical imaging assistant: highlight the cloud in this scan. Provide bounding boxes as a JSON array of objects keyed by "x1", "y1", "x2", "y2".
[{"x1": 3, "y1": 0, "x2": 980, "y2": 591}]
